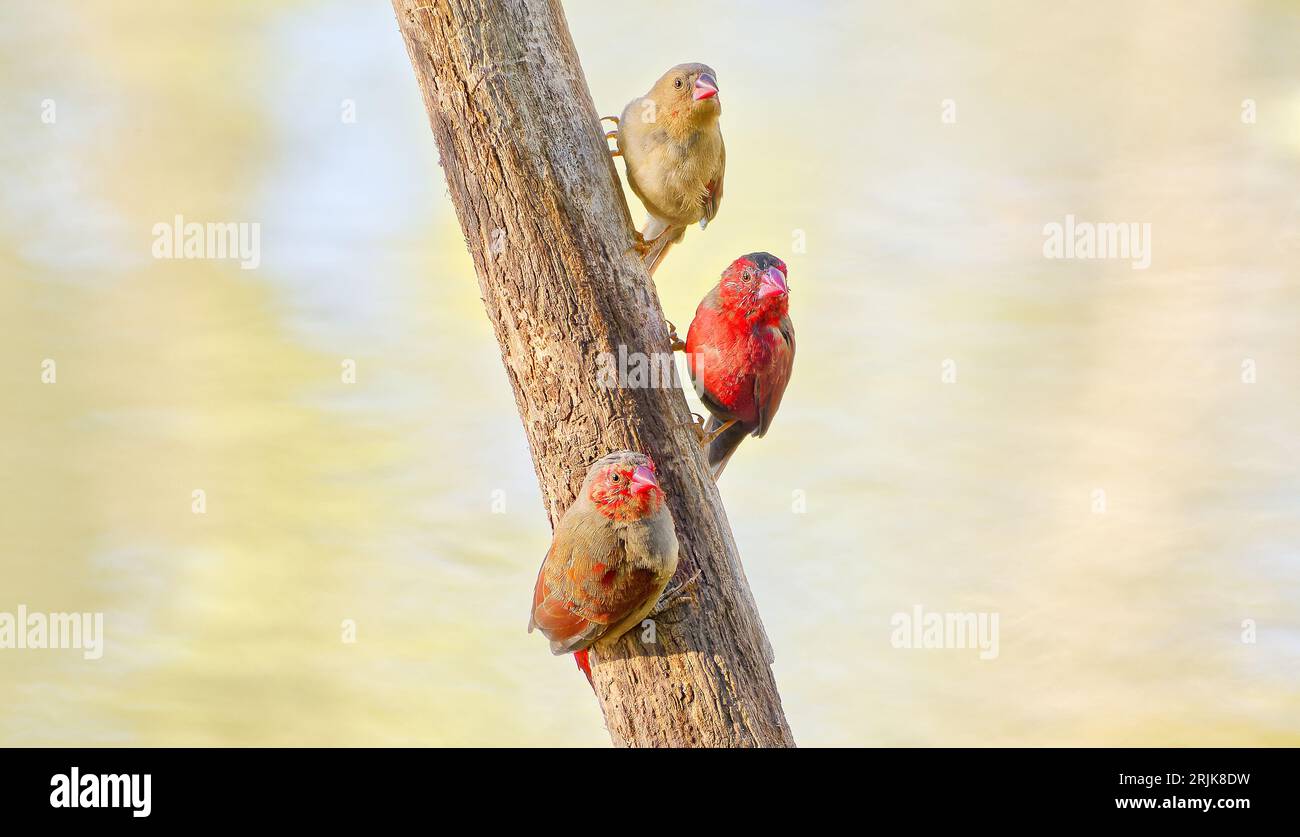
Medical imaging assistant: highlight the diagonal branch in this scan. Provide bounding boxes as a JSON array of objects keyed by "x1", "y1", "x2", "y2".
[{"x1": 392, "y1": 0, "x2": 794, "y2": 747}]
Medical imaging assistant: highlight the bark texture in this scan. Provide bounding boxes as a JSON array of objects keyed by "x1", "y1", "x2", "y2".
[{"x1": 392, "y1": 0, "x2": 794, "y2": 747}]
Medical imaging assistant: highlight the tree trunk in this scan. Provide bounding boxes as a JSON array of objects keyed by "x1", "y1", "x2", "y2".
[{"x1": 391, "y1": 0, "x2": 795, "y2": 747}]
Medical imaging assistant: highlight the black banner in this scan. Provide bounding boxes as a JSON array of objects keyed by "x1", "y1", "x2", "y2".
[{"x1": 4, "y1": 747, "x2": 1289, "y2": 823}]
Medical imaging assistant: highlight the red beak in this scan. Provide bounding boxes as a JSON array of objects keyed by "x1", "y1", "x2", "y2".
[
  {"x1": 693, "y1": 73, "x2": 719, "y2": 101},
  {"x1": 629, "y1": 464, "x2": 659, "y2": 495},
  {"x1": 756, "y1": 266, "x2": 789, "y2": 300}
]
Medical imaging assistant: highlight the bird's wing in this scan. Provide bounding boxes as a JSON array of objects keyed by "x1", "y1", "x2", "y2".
[
  {"x1": 755, "y1": 314, "x2": 796, "y2": 438},
  {"x1": 528, "y1": 547, "x2": 602, "y2": 652},
  {"x1": 701, "y1": 141, "x2": 725, "y2": 224},
  {"x1": 529, "y1": 521, "x2": 662, "y2": 655}
]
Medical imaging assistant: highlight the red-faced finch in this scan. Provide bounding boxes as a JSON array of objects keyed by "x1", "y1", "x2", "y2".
[
  {"x1": 528, "y1": 451, "x2": 679, "y2": 683},
  {"x1": 604, "y1": 63, "x2": 724, "y2": 276},
  {"x1": 682, "y1": 252, "x2": 795, "y2": 479}
]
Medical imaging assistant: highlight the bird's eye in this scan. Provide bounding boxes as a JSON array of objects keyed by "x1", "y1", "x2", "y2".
[
  {"x1": 610, "y1": 472, "x2": 622, "y2": 483},
  {"x1": 674, "y1": 78, "x2": 683, "y2": 89},
  {"x1": 743, "y1": 270, "x2": 754, "y2": 283}
]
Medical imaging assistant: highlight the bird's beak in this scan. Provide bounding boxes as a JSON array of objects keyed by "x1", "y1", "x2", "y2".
[
  {"x1": 629, "y1": 464, "x2": 659, "y2": 495},
  {"x1": 756, "y1": 266, "x2": 789, "y2": 299},
  {"x1": 693, "y1": 73, "x2": 719, "y2": 101}
]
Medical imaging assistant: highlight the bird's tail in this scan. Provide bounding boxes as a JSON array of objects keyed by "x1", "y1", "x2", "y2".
[
  {"x1": 706, "y1": 416, "x2": 750, "y2": 480},
  {"x1": 641, "y1": 220, "x2": 685, "y2": 276},
  {"x1": 573, "y1": 649, "x2": 593, "y2": 687}
]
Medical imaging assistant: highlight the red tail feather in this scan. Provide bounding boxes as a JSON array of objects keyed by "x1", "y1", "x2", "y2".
[{"x1": 574, "y1": 649, "x2": 593, "y2": 686}]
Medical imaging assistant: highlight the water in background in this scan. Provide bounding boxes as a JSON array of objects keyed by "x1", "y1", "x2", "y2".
[{"x1": 1, "y1": 0, "x2": 1298, "y2": 745}]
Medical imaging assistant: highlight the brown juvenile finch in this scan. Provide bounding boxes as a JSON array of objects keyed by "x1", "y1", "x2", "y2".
[
  {"x1": 528, "y1": 451, "x2": 679, "y2": 682},
  {"x1": 605, "y1": 63, "x2": 725, "y2": 276}
]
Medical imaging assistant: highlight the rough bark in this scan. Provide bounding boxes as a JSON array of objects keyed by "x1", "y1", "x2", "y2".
[{"x1": 392, "y1": 0, "x2": 795, "y2": 747}]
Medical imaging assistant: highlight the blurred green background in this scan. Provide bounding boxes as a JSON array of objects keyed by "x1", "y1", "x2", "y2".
[{"x1": 1, "y1": 0, "x2": 1298, "y2": 746}]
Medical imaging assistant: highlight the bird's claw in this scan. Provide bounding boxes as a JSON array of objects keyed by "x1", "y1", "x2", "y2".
[
  {"x1": 686, "y1": 412, "x2": 708, "y2": 445},
  {"x1": 666, "y1": 320, "x2": 686, "y2": 352},
  {"x1": 601, "y1": 116, "x2": 621, "y2": 157},
  {"x1": 631, "y1": 231, "x2": 652, "y2": 257},
  {"x1": 651, "y1": 569, "x2": 703, "y2": 618}
]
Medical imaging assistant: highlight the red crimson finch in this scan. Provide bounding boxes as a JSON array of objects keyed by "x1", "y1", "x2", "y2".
[
  {"x1": 528, "y1": 451, "x2": 679, "y2": 682},
  {"x1": 605, "y1": 63, "x2": 724, "y2": 275},
  {"x1": 682, "y1": 252, "x2": 795, "y2": 479}
]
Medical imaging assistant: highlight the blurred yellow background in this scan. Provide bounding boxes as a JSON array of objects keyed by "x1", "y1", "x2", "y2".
[{"x1": 1, "y1": 0, "x2": 1298, "y2": 745}]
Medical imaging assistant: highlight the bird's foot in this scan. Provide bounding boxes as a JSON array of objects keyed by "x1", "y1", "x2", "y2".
[
  {"x1": 685, "y1": 412, "x2": 708, "y2": 445},
  {"x1": 699, "y1": 418, "x2": 737, "y2": 449},
  {"x1": 601, "y1": 116, "x2": 621, "y2": 157},
  {"x1": 631, "y1": 231, "x2": 652, "y2": 258},
  {"x1": 651, "y1": 569, "x2": 703, "y2": 618},
  {"x1": 666, "y1": 320, "x2": 686, "y2": 352}
]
